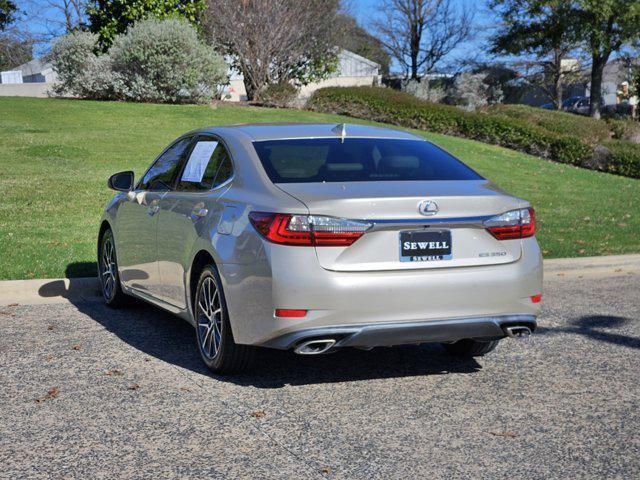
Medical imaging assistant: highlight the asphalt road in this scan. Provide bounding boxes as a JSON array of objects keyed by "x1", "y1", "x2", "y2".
[{"x1": 1, "y1": 271, "x2": 639, "y2": 479}]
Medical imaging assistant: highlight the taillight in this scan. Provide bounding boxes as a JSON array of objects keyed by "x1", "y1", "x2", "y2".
[
  {"x1": 484, "y1": 207, "x2": 535, "y2": 240},
  {"x1": 249, "y1": 212, "x2": 371, "y2": 246}
]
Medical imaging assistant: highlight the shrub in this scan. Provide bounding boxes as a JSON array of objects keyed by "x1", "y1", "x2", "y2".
[
  {"x1": 601, "y1": 140, "x2": 640, "y2": 178},
  {"x1": 606, "y1": 118, "x2": 640, "y2": 143},
  {"x1": 109, "y1": 18, "x2": 227, "y2": 104},
  {"x1": 47, "y1": 31, "x2": 99, "y2": 98},
  {"x1": 308, "y1": 86, "x2": 592, "y2": 167},
  {"x1": 489, "y1": 104, "x2": 612, "y2": 146},
  {"x1": 446, "y1": 73, "x2": 499, "y2": 111},
  {"x1": 47, "y1": 19, "x2": 227, "y2": 104},
  {"x1": 259, "y1": 82, "x2": 298, "y2": 108}
]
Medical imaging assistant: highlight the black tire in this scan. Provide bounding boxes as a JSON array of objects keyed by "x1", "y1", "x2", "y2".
[
  {"x1": 98, "y1": 228, "x2": 128, "y2": 307},
  {"x1": 194, "y1": 265, "x2": 255, "y2": 374},
  {"x1": 442, "y1": 339, "x2": 500, "y2": 357}
]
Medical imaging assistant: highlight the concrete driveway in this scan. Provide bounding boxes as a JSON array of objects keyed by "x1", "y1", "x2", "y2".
[{"x1": 1, "y1": 260, "x2": 639, "y2": 479}]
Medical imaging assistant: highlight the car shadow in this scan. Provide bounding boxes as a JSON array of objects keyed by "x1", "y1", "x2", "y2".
[
  {"x1": 70, "y1": 297, "x2": 484, "y2": 388},
  {"x1": 34, "y1": 263, "x2": 485, "y2": 388},
  {"x1": 536, "y1": 315, "x2": 640, "y2": 350},
  {"x1": 37, "y1": 264, "x2": 640, "y2": 387}
]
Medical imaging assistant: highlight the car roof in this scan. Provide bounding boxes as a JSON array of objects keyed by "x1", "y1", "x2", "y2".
[{"x1": 197, "y1": 123, "x2": 423, "y2": 142}]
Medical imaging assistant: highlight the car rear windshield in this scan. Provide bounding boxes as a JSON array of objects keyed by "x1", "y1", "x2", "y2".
[{"x1": 253, "y1": 138, "x2": 483, "y2": 183}]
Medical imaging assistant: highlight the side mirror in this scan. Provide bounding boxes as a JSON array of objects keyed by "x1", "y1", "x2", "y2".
[{"x1": 108, "y1": 171, "x2": 134, "y2": 192}]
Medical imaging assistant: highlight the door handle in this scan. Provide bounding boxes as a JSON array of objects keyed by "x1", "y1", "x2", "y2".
[{"x1": 190, "y1": 207, "x2": 208, "y2": 221}]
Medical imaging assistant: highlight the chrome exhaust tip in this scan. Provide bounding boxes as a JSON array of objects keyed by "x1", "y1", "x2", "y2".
[
  {"x1": 294, "y1": 339, "x2": 336, "y2": 355},
  {"x1": 504, "y1": 326, "x2": 532, "y2": 339}
]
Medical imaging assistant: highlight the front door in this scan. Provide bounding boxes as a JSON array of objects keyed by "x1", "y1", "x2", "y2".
[
  {"x1": 116, "y1": 136, "x2": 194, "y2": 296},
  {"x1": 156, "y1": 136, "x2": 235, "y2": 309}
]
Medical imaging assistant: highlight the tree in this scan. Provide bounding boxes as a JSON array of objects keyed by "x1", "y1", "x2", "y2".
[
  {"x1": 0, "y1": 0, "x2": 32, "y2": 71},
  {"x1": 0, "y1": 35, "x2": 31, "y2": 70},
  {"x1": 87, "y1": 0, "x2": 205, "y2": 49},
  {"x1": 335, "y1": 14, "x2": 390, "y2": 75},
  {"x1": 575, "y1": 0, "x2": 640, "y2": 118},
  {"x1": 48, "y1": 0, "x2": 86, "y2": 32},
  {"x1": 490, "y1": 0, "x2": 581, "y2": 110},
  {"x1": 373, "y1": 0, "x2": 474, "y2": 80},
  {"x1": 205, "y1": 0, "x2": 341, "y2": 101},
  {"x1": 1, "y1": 0, "x2": 17, "y2": 31}
]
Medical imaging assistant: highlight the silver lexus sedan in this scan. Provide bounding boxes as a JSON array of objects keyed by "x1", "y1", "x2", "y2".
[{"x1": 98, "y1": 123, "x2": 542, "y2": 374}]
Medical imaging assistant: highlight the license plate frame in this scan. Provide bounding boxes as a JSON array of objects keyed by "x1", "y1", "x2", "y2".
[{"x1": 399, "y1": 229, "x2": 452, "y2": 262}]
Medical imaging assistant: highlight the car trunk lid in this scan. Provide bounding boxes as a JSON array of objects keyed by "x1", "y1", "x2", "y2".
[{"x1": 276, "y1": 180, "x2": 523, "y2": 272}]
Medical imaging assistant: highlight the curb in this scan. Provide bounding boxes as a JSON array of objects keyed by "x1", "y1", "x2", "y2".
[
  {"x1": 0, "y1": 254, "x2": 638, "y2": 307},
  {"x1": 0, "y1": 277, "x2": 101, "y2": 307}
]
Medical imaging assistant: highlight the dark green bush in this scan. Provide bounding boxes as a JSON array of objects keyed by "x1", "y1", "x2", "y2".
[
  {"x1": 308, "y1": 86, "x2": 592, "y2": 167},
  {"x1": 601, "y1": 140, "x2": 640, "y2": 178},
  {"x1": 489, "y1": 104, "x2": 612, "y2": 145}
]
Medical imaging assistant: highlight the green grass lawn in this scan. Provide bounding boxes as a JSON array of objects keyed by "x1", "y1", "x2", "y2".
[{"x1": 1, "y1": 96, "x2": 639, "y2": 280}]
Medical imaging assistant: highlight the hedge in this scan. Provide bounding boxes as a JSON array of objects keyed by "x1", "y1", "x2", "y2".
[
  {"x1": 602, "y1": 140, "x2": 640, "y2": 178},
  {"x1": 488, "y1": 103, "x2": 612, "y2": 146},
  {"x1": 307, "y1": 86, "x2": 640, "y2": 179}
]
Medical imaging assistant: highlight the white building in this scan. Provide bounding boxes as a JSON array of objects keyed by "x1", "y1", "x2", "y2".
[
  {"x1": 0, "y1": 59, "x2": 57, "y2": 97},
  {"x1": 221, "y1": 49, "x2": 381, "y2": 102}
]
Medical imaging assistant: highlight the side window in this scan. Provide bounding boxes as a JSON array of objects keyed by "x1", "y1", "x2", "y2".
[
  {"x1": 176, "y1": 137, "x2": 234, "y2": 191},
  {"x1": 138, "y1": 137, "x2": 193, "y2": 191}
]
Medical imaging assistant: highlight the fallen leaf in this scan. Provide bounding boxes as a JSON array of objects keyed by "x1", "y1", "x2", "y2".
[
  {"x1": 0, "y1": 310, "x2": 15, "y2": 317},
  {"x1": 47, "y1": 325, "x2": 55, "y2": 331},
  {"x1": 143, "y1": 358, "x2": 151, "y2": 362},
  {"x1": 45, "y1": 355, "x2": 54, "y2": 362},
  {"x1": 249, "y1": 410, "x2": 266, "y2": 418},
  {"x1": 321, "y1": 467, "x2": 331, "y2": 474},
  {"x1": 577, "y1": 249, "x2": 586, "y2": 254},
  {"x1": 7, "y1": 303, "x2": 18, "y2": 307},
  {"x1": 615, "y1": 268, "x2": 623, "y2": 272},
  {"x1": 36, "y1": 387, "x2": 59, "y2": 403},
  {"x1": 488, "y1": 430, "x2": 517, "y2": 438},
  {"x1": 72, "y1": 344, "x2": 82, "y2": 351},
  {"x1": 105, "y1": 369, "x2": 123, "y2": 376},
  {"x1": 180, "y1": 387, "x2": 191, "y2": 392},
  {"x1": 128, "y1": 384, "x2": 140, "y2": 391}
]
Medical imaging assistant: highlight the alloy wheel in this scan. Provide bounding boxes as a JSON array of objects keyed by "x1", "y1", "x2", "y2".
[
  {"x1": 197, "y1": 277, "x2": 223, "y2": 359},
  {"x1": 100, "y1": 234, "x2": 117, "y2": 301}
]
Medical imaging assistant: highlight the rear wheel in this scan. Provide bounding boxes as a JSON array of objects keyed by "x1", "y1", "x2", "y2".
[
  {"x1": 194, "y1": 265, "x2": 254, "y2": 374},
  {"x1": 442, "y1": 339, "x2": 500, "y2": 357},
  {"x1": 98, "y1": 228, "x2": 128, "y2": 307}
]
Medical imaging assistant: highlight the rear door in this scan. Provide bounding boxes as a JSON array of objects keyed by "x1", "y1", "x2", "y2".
[
  {"x1": 156, "y1": 135, "x2": 235, "y2": 308},
  {"x1": 253, "y1": 136, "x2": 523, "y2": 272},
  {"x1": 117, "y1": 136, "x2": 194, "y2": 294}
]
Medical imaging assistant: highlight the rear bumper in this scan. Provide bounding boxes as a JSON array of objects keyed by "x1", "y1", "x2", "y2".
[
  {"x1": 261, "y1": 314, "x2": 537, "y2": 349},
  {"x1": 220, "y1": 237, "x2": 543, "y2": 346}
]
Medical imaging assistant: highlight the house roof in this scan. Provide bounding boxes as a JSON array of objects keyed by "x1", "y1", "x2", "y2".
[
  {"x1": 226, "y1": 48, "x2": 380, "y2": 81},
  {"x1": 338, "y1": 49, "x2": 381, "y2": 69},
  {"x1": 15, "y1": 58, "x2": 52, "y2": 75}
]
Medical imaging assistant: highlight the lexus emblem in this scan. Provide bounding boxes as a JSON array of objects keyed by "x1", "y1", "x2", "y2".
[{"x1": 418, "y1": 200, "x2": 438, "y2": 216}]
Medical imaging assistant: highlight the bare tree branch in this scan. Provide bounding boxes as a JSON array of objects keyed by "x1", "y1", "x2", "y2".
[{"x1": 373, "y1": 0, "x2": 475, "y2": 79}]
